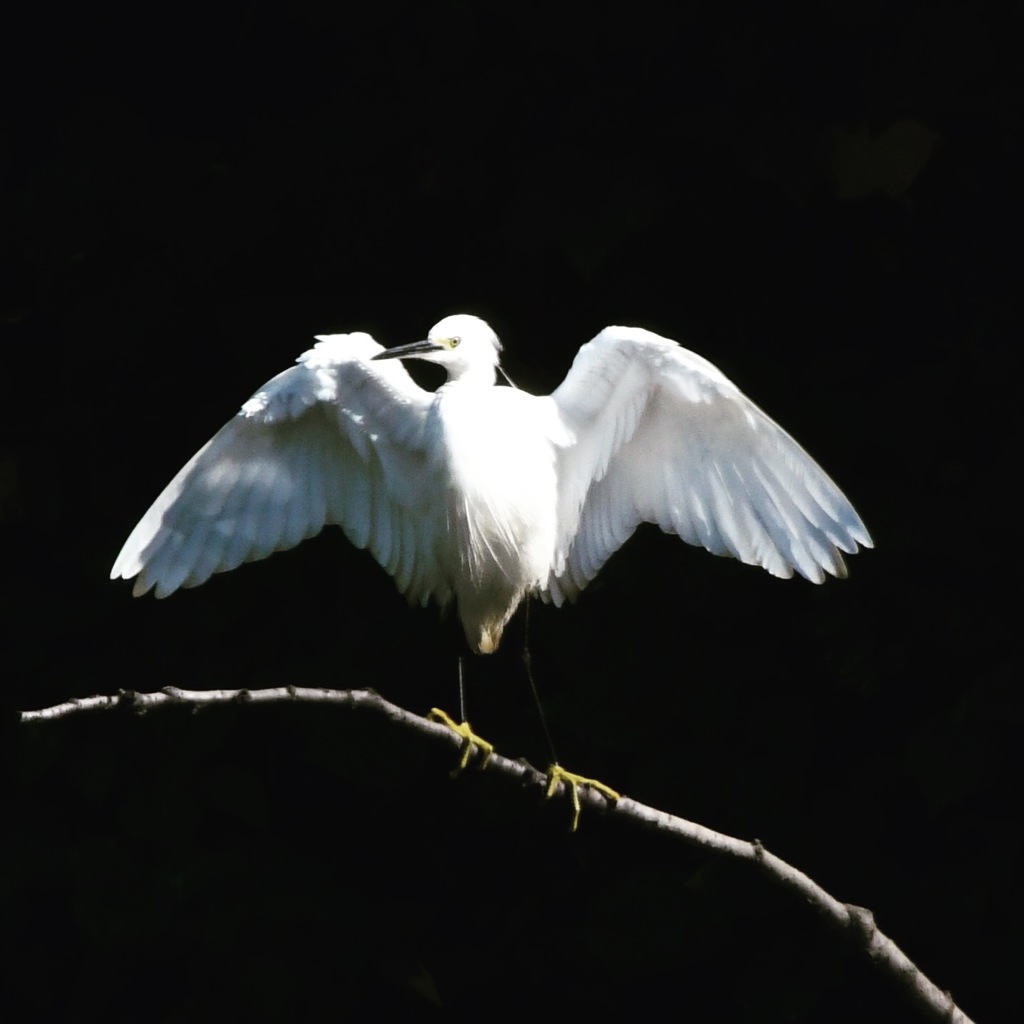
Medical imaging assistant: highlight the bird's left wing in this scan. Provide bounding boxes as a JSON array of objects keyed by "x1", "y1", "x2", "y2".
[
  {"x1": 111, "y1": 333, "x2": 445, "y2": 605},
  {"x1": 544, "y1": 326, "x2": 872, "y2": 603}
]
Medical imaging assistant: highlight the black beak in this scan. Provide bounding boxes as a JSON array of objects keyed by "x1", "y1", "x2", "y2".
[{"x1": 372, "y1": 339, "x2": 440, "y2": 361}]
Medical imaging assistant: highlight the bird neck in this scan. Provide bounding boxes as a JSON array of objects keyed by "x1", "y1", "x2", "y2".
[{"x1": 445, "y1": 363, "x2": 498, "y2": 387}]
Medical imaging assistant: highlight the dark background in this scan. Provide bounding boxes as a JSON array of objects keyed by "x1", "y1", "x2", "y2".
[{"x1": 3, "y1": 2, "x2": 1018, "y2": 1021}]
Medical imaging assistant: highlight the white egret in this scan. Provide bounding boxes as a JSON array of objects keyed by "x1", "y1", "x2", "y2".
[
  {"x1": 112, "y1": 314, "x2": 871, "y2": 642},
  {"x1": 112, "y1": 313, "x2": 871, "y2": 825}
]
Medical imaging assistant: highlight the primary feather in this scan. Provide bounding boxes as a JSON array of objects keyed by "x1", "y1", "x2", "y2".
[{"x1": 112, "y1": 314, "x2": 872, "y2": 652}]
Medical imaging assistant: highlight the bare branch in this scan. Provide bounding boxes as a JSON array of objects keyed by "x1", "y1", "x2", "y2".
[{"x1": 20, "y1": 685, "x2": 974, "y2": 1024}]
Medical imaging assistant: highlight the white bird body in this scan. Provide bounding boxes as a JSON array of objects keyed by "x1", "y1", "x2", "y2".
[
  {"x1": 430, "y1": 382, "x2": 561, "y2": 652},
  {"x1": 112, "y1": 314, "x2": 872, "y2": 653}
]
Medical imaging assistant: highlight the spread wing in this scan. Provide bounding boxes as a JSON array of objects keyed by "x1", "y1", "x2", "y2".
[
  {"x1": 544, "y1": 326, "x2": 872, "y2": 603},
  {"x1": 111, "y1": 333, "x2": 448, "y2": 607}
]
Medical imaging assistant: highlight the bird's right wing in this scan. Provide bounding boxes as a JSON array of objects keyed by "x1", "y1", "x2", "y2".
[
  {"x1": 111, "y1": 333, "x2": 448, "y2": 607},
  {"x1": 544, "y1": 326, "x2": 872, "y2": 603}
]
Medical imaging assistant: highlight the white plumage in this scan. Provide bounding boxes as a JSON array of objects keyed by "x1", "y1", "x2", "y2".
[{"x1": 111, "y1": 314, "x2": 872, "y2": 653}]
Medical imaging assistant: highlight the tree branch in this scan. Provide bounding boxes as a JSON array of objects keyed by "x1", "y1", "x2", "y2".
[{"x1": 21, "y1": 685, "x2": 974, "y2": 1024}]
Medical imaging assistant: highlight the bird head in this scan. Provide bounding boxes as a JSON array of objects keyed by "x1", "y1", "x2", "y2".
[{"x1": 373, "y1": 314, "x2": 502, "y2": 384}]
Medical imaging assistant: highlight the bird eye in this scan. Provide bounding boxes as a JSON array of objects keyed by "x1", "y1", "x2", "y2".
[{"x1": 448, "y1": 336, "x2": 461, "y2": 349}]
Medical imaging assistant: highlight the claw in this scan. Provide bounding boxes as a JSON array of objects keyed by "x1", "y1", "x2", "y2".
[
  {"x1": 428, "y1": 707, "x2": 494, "y2": 772},
  {"x1": 546, "y1": 764, "x2": 621, "y2": 832}
]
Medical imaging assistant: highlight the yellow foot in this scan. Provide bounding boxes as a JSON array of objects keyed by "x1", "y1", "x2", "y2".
[
  {"x1": 428, "y1": 708, "x2": 495, "y2": 773},
  {"x1": 546, "y1": 763, "x2": 621, "y2": 832}
]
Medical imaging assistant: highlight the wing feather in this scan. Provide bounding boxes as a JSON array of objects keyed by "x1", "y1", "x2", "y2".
[
  {"x1": 221, "y1": 456, "x2": 264, "y2": 570},
  {"x1": 111, "y1": 333, "x2": 440, "y2": 601},
  {"x1": 545, "y1": 326, "x2": 871, "y2": 602}
]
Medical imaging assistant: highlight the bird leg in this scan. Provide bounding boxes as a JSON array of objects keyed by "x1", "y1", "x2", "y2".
[
  {"x1": 546, "y1": 764, "x2": 621, "y2": 832},
  {"x1": 519, "y1": 606, "x2": 620, "y2": 830},
  {"x1": 428, "y1": 707, "x2": 494, "y2": 774}
]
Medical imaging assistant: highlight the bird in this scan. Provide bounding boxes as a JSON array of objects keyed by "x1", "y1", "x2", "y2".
[
  {"x1": 111, "y1": 313, "x2": 871, "y2": 648},
  {"x1": 111, "y1": 313, "x2": 871, "y2": 827}
]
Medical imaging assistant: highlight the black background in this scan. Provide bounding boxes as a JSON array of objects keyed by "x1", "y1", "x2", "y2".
[{"x1": 3, "y1": 2, "x2": 1018, "y2": 1021}]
